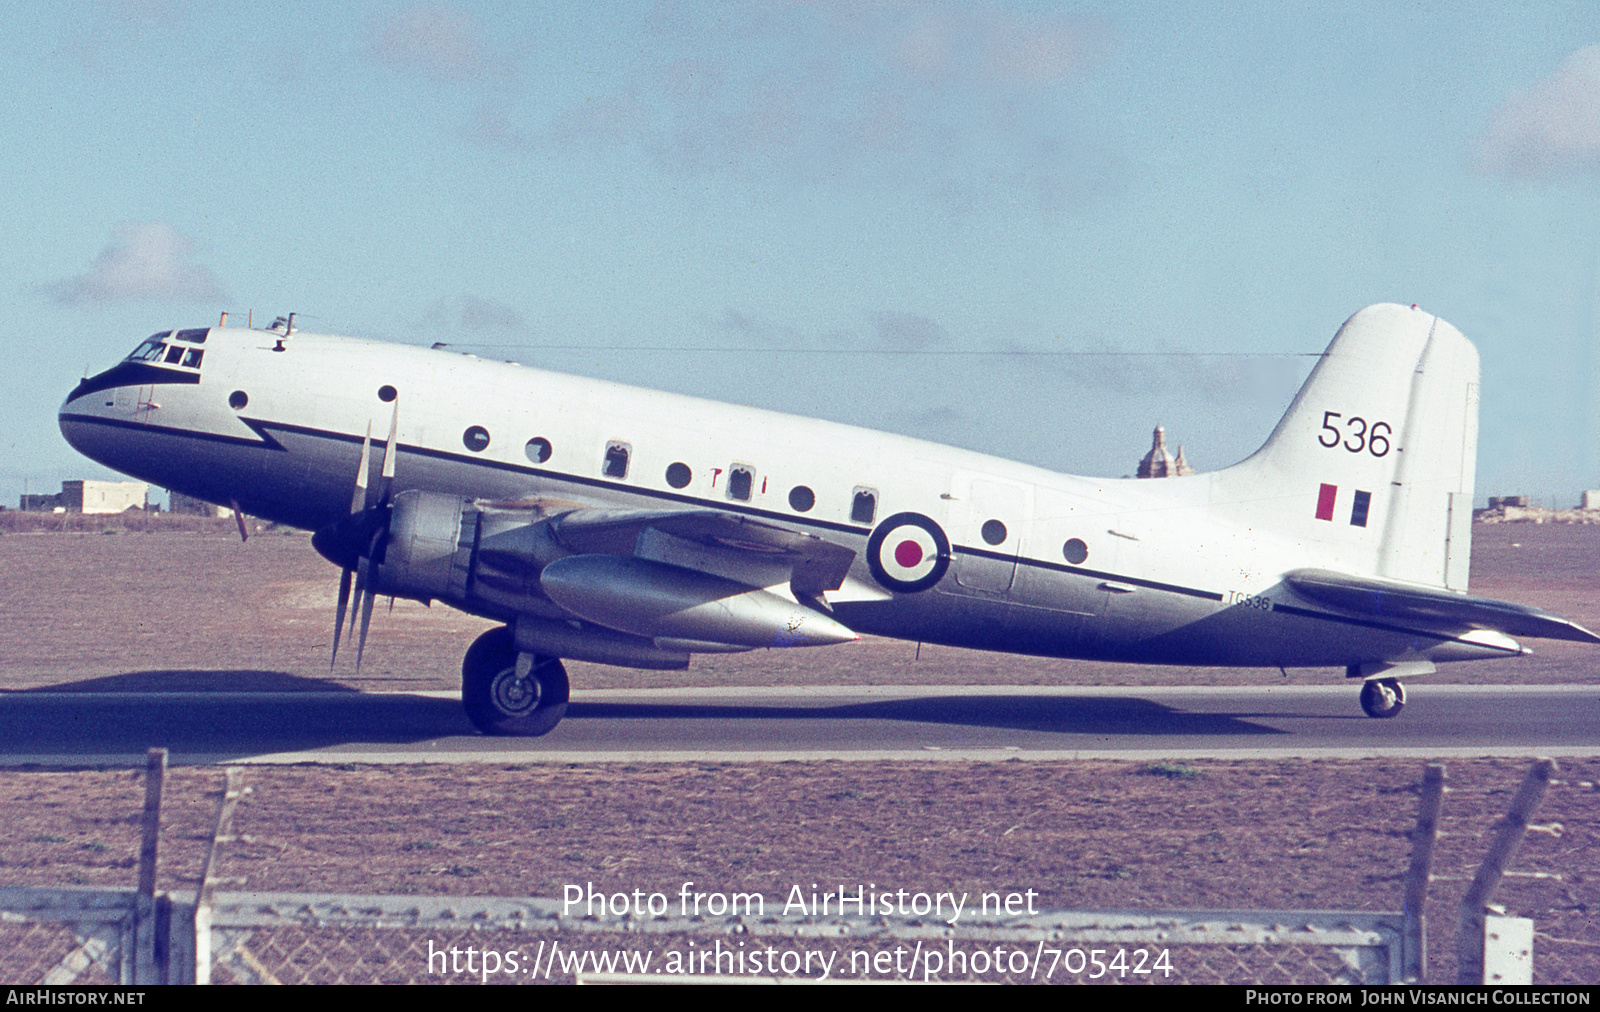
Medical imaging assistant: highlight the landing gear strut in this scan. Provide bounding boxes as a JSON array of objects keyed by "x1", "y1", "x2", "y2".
[
  {"x1": 462, "y1": 626, "x2": 569, "y2": 736},
  {"x1": 1358, "y1": 677, "x2": 1406, "y2": 719}
]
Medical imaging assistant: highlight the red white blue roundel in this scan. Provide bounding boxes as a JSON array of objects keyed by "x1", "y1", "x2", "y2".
[{"x1": 866, "y1": 512, "x2": 950, "y2": 593}]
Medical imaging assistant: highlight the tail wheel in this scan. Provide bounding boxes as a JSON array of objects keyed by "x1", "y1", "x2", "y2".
[
  {"x1": 462, "y1": 626, "x2": 569, "y2": 736},
  {"x1": 1359, "y1": 677, "x2": 1406, "y2": 719}
]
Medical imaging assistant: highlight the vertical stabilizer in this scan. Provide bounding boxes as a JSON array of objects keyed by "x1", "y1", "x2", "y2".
[{"x1": 1211, "y1": 304, "x2": 1480, "y2": 588}]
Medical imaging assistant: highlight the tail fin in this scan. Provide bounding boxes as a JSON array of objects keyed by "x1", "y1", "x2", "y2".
[{"x1": 1212, "y1": 303, "x2": 1479, "y2": 589}]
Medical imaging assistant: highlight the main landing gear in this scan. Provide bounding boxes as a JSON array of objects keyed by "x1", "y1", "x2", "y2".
[
  {"x1": 462, "y1": 626, "x2": 569, "y2": 736},
  {"x1": 1358, "y1": 677, "x2": 1406, "y2": 719},
  {"x1": 1347, "y1": 661, "x2": 1428, "y2": 719}
]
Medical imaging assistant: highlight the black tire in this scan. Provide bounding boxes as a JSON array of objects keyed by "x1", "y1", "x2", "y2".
[
  {"x1": 1359, "y1": 677, "x2": 1406, "y2": 719},
  {"x1": 461, "y1": 627, "x2": 569, "y2": 736}
]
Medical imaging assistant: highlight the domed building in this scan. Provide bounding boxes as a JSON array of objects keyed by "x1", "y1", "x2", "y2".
[{"x1": 1136, "y1": 424, "x2": 1194, "y2": 478}]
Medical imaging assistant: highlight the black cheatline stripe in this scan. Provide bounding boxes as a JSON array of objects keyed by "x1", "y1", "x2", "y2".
[
  {"x1": 69, "y1": 413, "x2": 1240, "y2": 605},
  {"x1": 59, "y1": 412, "x2": 286, "y2": 452},
  {"x1": 1270, "y1": 603, "x2": 1522, "y2": 653},
  {"x1": 66, "y1": 362, "x2": 199, "y2": 402},
  {"x1": 952, "y1": 544, "x2": 1225, "y2": 601}
]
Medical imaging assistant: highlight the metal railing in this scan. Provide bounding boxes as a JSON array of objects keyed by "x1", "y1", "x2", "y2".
[{"x1": 0, "y1": 754, "x2": 1569, "y2": 984}]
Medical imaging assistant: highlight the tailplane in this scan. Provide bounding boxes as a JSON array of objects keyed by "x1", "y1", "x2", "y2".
[{"x1": 1212, "y1": 303, "x2": 1479, "y2": 589}]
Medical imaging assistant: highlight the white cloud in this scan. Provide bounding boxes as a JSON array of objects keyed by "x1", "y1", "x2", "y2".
[
  {"x1": 538, "y1": 3, "x2": 1113, "y2": 212},
  {"x1": 422, "y1": 295, "x2": 524, "y2": 332},
  {"x1": 458, "y1": 295, "x2": 523, "y2": 330},
  {"x1": 1474, "y1": 45, "x2": 1600, "y2": 177},
  {"x1": 890, "y1": 4, "x2": 1106, "y2": 86},
  {"x1": 368, "y1": 2, "x2": 491, "y2": 82},
  {"x1": 871, "y1": 311, "x2": 947, "y2": 351},
  {"x1": 44, "y1": 222, "x2": 225, "y2": 305}
]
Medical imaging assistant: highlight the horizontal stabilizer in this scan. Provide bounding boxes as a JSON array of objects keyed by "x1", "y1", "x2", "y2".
[{"x1": 1285, "y1": 569, "x2": 1600, "y2": 644}]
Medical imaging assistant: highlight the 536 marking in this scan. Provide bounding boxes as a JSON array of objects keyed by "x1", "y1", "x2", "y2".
[
  {"x1": 1318, "y1": 411, "x2": 1391, "y2": 456},
  {"x1": 1226, "y1": 591, "x2": 1272, "y2": 610}
]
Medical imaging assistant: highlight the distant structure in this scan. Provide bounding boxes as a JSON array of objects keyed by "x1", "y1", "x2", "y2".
[
  {"x1": 169, "y1": 491, "x2": 226, "y2": 517},
  {"x1": 1136, "y1": 425, "x2": 1195, "y2": 478},
  {"x1": 1583, "y1": 491, "x2": 1600, "y2": 511},
  {"x1": 1487, "y1": 496, "x2": 1531, "y2": 509},
  {"x1": 18, "y1": 480, "x2": 149, "y2": 513}
]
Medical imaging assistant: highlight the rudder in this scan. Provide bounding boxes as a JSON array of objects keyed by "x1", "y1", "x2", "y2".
[{"x1": 1211, "y1": 304, "x2": 1480, "y2": 589}]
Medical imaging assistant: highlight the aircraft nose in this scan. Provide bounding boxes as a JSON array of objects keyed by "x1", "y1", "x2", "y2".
[
  {"x1": 58, "y1": 396, "x2": 99, "y2": 461},
  {"x1": 59, "y1": 365, "x2": 125, "y2": 464}
]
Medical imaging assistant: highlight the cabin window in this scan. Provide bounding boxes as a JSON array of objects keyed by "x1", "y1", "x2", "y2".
[
  {"x1": 228, "y1": 390, "x2": 248, "y2": 410},
  {"x1": 603, "y1": 441, "x2": 631, "y2": 479},
  {"x1": 525, "y1": 437, "x2": 552, "y2": 463},
  {"x1": 128, "y1": 340, "x2": 165, "y2": 362},
  {"x1": 463, "y1": 426, "x2": 491, "y2": 452},
  {"x1": 851, "y1": 487, "x2": 877, "y2": 524},
  {"x1": 182, "y1": 348, "x2": 204, "y2": 368},
  {"x1": 981, "y1": 519, "x2": 1007, "y2": 546},
  {"x1": 164, "y1": 345, "x2": 184, "y2": 364},
  {"x1": 176, "y1": 328, "x2": 209, "y2": 344},
  {"x1": 666, "y1": 462, "x2": 692, "y2": 488},
  {"x1": 1063, "y1": 538, "x2": 1088, "y2": 564},
  {"x1": 378, "y1": 385, "x2": 397, "y2": 402},
  {"x1": 788, "y1": 485, "x2": 815, "y2": 512},
  {"x1": 727, "y1": 465, "x2": 754, "y2": 502}
]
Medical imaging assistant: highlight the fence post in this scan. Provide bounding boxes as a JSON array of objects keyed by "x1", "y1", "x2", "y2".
[
  {"x1": 193, "y1": 767, "x2": 244, "y2": 985},
  {"x1": 1456, "y1": 758, "x2": 1554, "y2": 984},
  {"x1": 1400, "y1": 763, "x2": 1444, "y2": 982},
  {"x1": 133, "y1": 748, "x2": 167, "y2": 985}
]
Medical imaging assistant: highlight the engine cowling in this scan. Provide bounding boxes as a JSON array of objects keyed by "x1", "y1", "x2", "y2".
[{"x1": 359, "y1": 490, "x2": 853, "y2": 668}]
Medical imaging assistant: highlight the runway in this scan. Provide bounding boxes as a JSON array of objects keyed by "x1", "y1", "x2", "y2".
[{"x1": 2, "y1": 683, "x2": 1596, "y2": 764}]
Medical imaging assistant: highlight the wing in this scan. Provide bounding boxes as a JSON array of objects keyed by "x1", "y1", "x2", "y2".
[
  {"x1": 549, "y1": 507, "x2": 859, "y2": 600},
  {"x1": 1284, "y1": 568, "x2": 1600, "y2": 644}
]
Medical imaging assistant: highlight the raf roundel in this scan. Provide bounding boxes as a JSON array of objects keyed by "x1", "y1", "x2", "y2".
[{"x1": 866, "y1": 512, "x2": 951, "y2": 593}]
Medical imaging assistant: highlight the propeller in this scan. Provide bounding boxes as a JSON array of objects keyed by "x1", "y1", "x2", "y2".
[{"x1": 313, "y1": 397, "x2": 400, "y2": 670}]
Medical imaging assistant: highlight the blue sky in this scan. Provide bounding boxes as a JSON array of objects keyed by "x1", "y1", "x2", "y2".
[{"x1": 6, "y1": 2, "x2": 1600, "y2": 508}]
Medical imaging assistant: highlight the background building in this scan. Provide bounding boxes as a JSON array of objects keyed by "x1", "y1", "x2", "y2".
[
  {"x1": 19, "y1": 480, "x2": 148, "y2": 513},
  {"x1": 1136, "y1": 425, "x2": 1195, "y2": 478}
]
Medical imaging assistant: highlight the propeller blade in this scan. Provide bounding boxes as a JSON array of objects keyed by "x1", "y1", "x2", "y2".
[
  {"x1": 377, "y1": 397, "x2": 400, "y2": 505},
  {"x1": 331, "y1": 566, "x2": 353, "y2": 668},
  {"x1": 350, "y1": 422, "x2": 372, "y2": 515},
  {"x1": 355, "y1": 583, "x2": 378, "y2": 672},
  {"x1": 353, "y1": 523, "x2": 385, "y2": 671},
  {"x1": 328, "y1": 405, "x2": 397, "y2": 671},
  {"x1": 350, "y1": 553, "x2": 368, "y2": 646}
]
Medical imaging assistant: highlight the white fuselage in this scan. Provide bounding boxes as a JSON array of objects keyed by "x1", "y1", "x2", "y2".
[{"x1": 57, "y1": 322, "x2": 1509, "y2": 670}]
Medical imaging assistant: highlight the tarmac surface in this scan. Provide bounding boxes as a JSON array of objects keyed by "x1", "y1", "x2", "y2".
[{"x1": 4, "y1": 683, "x2": 1596, "y2": 765}]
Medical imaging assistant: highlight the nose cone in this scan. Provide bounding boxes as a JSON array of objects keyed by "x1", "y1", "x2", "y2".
[
  {"x1": 58, "y1": 361, "x2": 149, "y2": 471},
  {"x1": 59, "y1": 382, "x2": 104, "y2": 462}
]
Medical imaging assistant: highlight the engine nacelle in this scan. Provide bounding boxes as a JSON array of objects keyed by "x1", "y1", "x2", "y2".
[
  {"x1": 368, "y1": 491, "x2": 701, "y2": 670},
  {"x1": 374, "y1": 490, "x2": 572, "y2": 614},
  {"x1": 371, "y1": 489, "x2": 855, "y2": 667},
  {"x1": 540, "y1": 554, "x2": 858, "y2": 648}
]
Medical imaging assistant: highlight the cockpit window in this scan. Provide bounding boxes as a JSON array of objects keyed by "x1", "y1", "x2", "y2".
[
  {"x1": 128, "y1": 340, "x2": 166, "y2": 362},
  {"x1": 123, "y1": 330, "x2": 205, "y2": 370}
]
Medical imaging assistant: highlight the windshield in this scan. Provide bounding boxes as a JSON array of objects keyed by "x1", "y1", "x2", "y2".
[{"x1": 123, "y1": 329, "x2": 207, "y2": 369}]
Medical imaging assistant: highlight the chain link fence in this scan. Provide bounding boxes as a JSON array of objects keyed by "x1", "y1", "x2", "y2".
[
  {"x1": 3, "y1": 755, "x2": 1585, "y2": 984},
  {"x1": 2, "y1": 888, "x2": 1409, "y2": 984}
]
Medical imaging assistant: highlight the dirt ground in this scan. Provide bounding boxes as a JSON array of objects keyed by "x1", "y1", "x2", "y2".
[{"x1": 0, "y1": 517, "x2": 1596, "y2": 983}]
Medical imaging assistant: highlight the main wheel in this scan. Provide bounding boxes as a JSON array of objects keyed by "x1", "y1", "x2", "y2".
[
  {"x1": 1359, "y1": 677, "x2": 1406, "y2": 719},
  {"x1": 461, "y1": 626, "x2": 569, "y2": 736}
]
